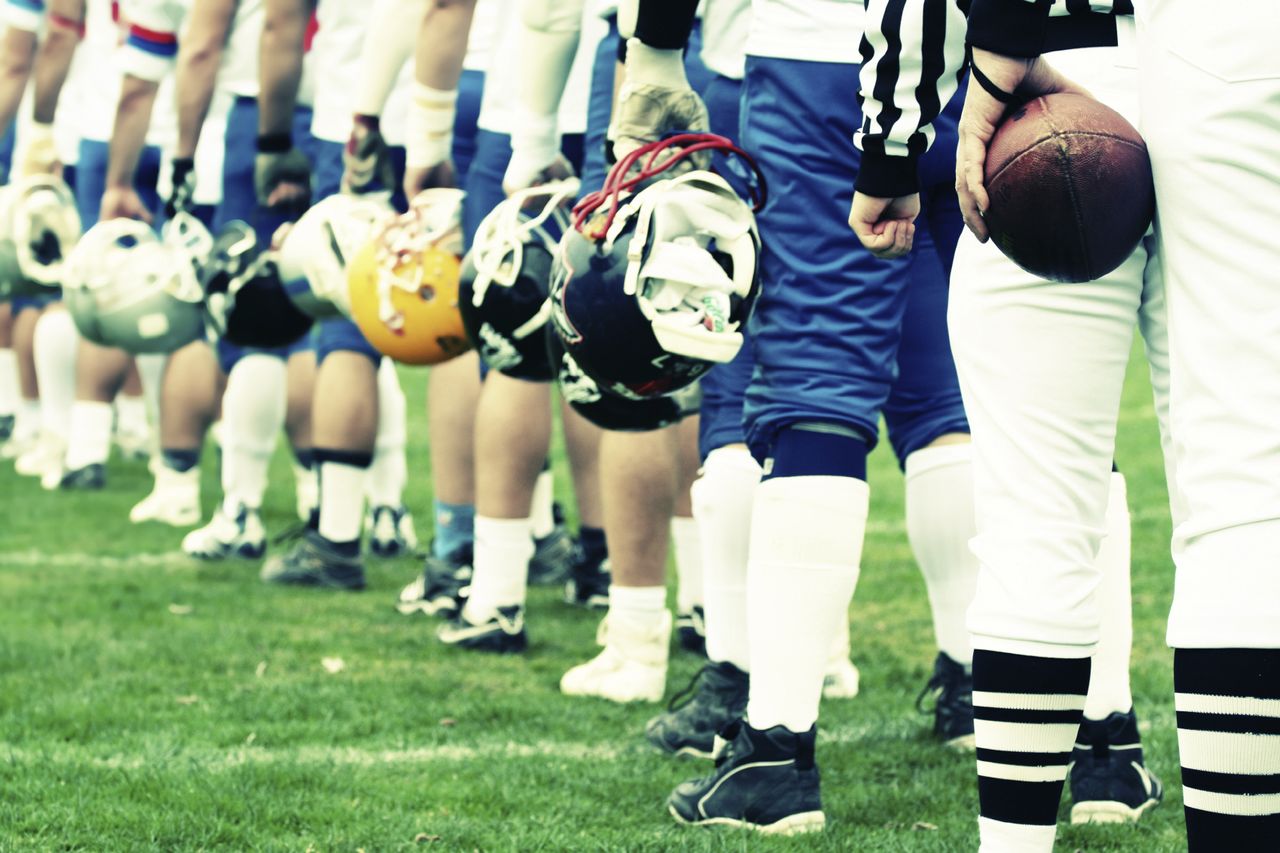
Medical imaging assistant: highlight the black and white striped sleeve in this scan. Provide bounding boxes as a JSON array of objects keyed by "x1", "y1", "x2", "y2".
[{"x1": 855, "y1": 0, "x2": 968, "y2": 197}]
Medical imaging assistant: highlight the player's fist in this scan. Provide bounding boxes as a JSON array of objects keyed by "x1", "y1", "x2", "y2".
[
  {"x1": 100, "y1": 186, "x2": 153, "y2": 224},
  {"x1": 255, "y1": 134, "x2": 312, "y2": 217},
  {"x1": 18, "y1": 122, "x2": 61, "y2": 178},
  {"x1": 403, "y1": 161, "x2": 456, "y2": 201},
  {"x1": 848, "y1": 192, "x2": 920, "y2": 260},
  {"x1": 342, "y1": 114, "x2": 396, "y2": 195},
  {"x1": 608, "y1": 40, "x2": 710, "y2": 170},
  {"x1": 164, "y1": 156, "x2": 197, "y2": 220}
]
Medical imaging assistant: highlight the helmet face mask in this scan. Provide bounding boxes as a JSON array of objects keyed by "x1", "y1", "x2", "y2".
[
  {"x1": 347, "y1": 188, "x2": 472, "y2": 366},
  {"x1": 0, "y1": 175, "x2": 81, "y2": 299},
  {"x1": 201, "y1": 221, "x2": 314, "y2": 348},
  {"x1": 459, "y1": 179, "x2": 578, "y2": 381},
  {"x1": 551, "y1": 166, "x2": 762, "y2": 402},
  {"x1": 64, "y1": 218, "x2": 207, "y2": 354}
]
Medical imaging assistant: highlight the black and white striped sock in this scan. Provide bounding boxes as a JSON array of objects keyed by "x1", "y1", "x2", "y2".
[
  {"x1": 1175, "y1": 648, "x2": 1280, "y2": 851},
  {"x1": 973, "y1": 650, "x2": 1090, "y2": 850}
]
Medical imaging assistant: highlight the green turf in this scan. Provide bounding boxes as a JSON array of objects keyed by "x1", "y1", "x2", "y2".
[{"x1": 0, "y1": 348, "x2": 1185, "y2": 851}]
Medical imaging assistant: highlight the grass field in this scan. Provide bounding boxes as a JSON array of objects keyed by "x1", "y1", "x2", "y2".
[{"x1": 0, "y1": 347, "x2": 1187, "y2": 851}]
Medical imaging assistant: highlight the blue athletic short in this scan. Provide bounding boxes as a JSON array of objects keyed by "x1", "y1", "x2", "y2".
[
  {"x1": 696, "y1": 73, "x2": 753, "y2": 459},
  {"x1": 740, "y1": 56, "x2": 967, "y2": 467},
  {"x1": 0, "y1": 122, "x2": 13, "y2": 184}
]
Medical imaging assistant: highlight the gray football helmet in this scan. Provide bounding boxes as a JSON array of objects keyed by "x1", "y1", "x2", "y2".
[
  {"x1": 63, "y1": 216, "x2": 208, "y2": 354},
  {"x1": 0, "y1": 174, "x2": 82, "y2": 299}
]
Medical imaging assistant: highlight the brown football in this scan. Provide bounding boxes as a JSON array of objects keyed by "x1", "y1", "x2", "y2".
[{"x1": 983, "y1": 93, "x2": 1154, "y2": 283}]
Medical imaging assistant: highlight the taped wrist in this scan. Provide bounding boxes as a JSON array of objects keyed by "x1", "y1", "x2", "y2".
[
  {"x1": 624, "y1": 39, "x2": 688, "y2": 89},
  {"x1": 405, "y1": 82, "x2": 457, "y2": 169}
]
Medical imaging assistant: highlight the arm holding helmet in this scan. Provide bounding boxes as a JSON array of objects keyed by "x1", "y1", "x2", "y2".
[
  {"x1": 255, "y1": 0, "x2": 312, "y2": 213},
  {"x1": 402, "y1": 0, "x2": 476, "y2": 199},
  {"x1": 172, "y1": 0, "x2": 237, "y2": 217}
]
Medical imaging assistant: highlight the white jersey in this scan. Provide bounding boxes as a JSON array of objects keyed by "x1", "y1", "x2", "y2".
[
  {"x1": 701, "y1": 0, "x2": 749, "y2": 80},
  {"x1": 309, "y1": 0, "x2": 367, "y2": 143},
  {"x1": 745, "y1": 0, "x2": 862, "y2": 64},
  {"x1": 476, "y1": 0, "x2": 602, "y2": 136},
  {"x1": 464, "y1": 0, "x2": 499, "y2": 71}
]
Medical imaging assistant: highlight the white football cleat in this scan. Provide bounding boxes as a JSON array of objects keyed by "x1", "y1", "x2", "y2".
[
  {"x1": 15, "y1": 432, "x2": 63, "y2": 480},
  {"x1": 113, "y1": 425, "x2": 152, "y2": 462},
  {"x1": 182, "y1": 503, "x2": 267, "y2": 560},
  {"x1": 560, "y1": 610, "x2": 671, "y2": 703},
  {"x1": 822, "y1": 658, "x2": 861, "y2": 700},
  {"x1": 130, "y1": 466, "x2": 201, "y2": 526}
]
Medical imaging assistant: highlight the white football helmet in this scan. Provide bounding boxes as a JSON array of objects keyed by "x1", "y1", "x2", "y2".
[
  {"x1": 0, "y1": 174, "x2": 82, "y2": 299},
  {"x1": 276, "y1": 193, "x2": 393, "y2": 319},
  {"x1": 63, "y1": 217, "x2": 207, "y2": 354}
]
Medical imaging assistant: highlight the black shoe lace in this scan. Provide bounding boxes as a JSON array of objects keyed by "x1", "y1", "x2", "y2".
[
  {"x1": 666, "y1": 665, "x2": 710, "y2": 712},
  {"x1": 272, "y1": 522, "x2": 309, "y2": 546}
]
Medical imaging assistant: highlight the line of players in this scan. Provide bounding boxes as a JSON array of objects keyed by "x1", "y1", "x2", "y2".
[{"x1": 0, "y1": 0, "x2": 1175, "y2": 843}]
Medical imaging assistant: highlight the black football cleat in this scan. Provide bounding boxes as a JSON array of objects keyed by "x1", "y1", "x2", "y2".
[
  {"x1": 397, "y1": 543, "x2": 473, "y2": 618},
  {"x1": 367, "y1": 504, "x2": 418, "y2": 558},
  {"x1": 565, "y1": 550, "x2": 611, "y2": 609},
  {"x1": 668, "y1": 720, "x2": 825, "y2": 835},
  {"x1": 646, "y1": 660, "x2": 749, "y2": 759},
  {"x1": 58, "y1": 463, "x2": 106, "y2": 490},
  {"x1": 528, "y1": 524, "x2": 575, "y2": 586},
  {"x1": 0, "y1": 414, "x2": 14, "y2": 442},
  {"x1": 259, "y1": 529, "x2": 366, "y2": 590},
  {"x1": 676, "y1": 605, "x2": 707, "y2": 655},
  {"x1": 437, "y1": 605, "x2": 527, "y2": 653},
  {"x1": 1069, "y1": 709, "x2": 1163, "y2": 824},
  {"x1": 917, "y1": 652, "x2": 975, "y2": 750}
]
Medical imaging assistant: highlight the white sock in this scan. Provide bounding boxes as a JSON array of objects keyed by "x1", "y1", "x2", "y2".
[
  {"x1": 222, "y1": 355, "x2": 286, "y2": 511},
  {"x1": 135, "y1": 353, "x2": 165, "y2": 457},
  {"x1": 693, "y1": 446, "x2": 759, "y2": 671},
  {"x1": 530, "y1": 468, "x2": 555, "y2": 539},
  {"x1": 978, "y1": 817, "x2": 1058, "y2": 853},
  {"x1": 114, "y1": 394, "x2": 148, "y2": 436},
  {"x1": 14, "y1": 398, "x2": 40, "y2": 442},
  {"x1": 32, "y1": 310, "x2": 77, "y2": 441},
  {"x1": 64, "y1": 401, "x2": 114, "y2": 469},
  {"x1": 318, "y1": 459, "x2": 368, "y2": 543},
  {"x1": 367, "y1": 360, "x2": 407, "y2": 507},
  {"x1": 608, "y1": 584, "x2": 668, "y2": 636},
  {"x1": 671, "y1": 515, "x2": 703, "y2": 615},
  {"x1": 464, "y1": 516, "x2": 534, "y2": 621},
  {"x1": 746, "y1": 475, "x2": 869, "y2": 733},
  {"x1": 905, "y1": 443, "x2": 980, "y2": 666},
  {"x1": 0, "y1": 349, "x2": 19, "y2": 415},
  {"x1": 1084, "y1": 471, "x2": 1134, "y2": 720}
]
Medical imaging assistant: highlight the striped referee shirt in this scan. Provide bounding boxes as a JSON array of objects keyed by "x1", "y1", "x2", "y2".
[{"x1": 855, "y1": 0, "x2": 1133, "y2": 197}]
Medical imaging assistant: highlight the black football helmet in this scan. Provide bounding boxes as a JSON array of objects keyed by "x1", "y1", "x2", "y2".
[
  {"x1": 201, "y1": 221, "x2": 313, "y2": 348},
  {"x1": 546, "y1": 326, "x2": 698, "y2": 432},
  {"x1": 459, "y1": 179, "x2": 578, "y2": 381},
  {"x1": 551, "y1": 134, "x2": 765, "y2": 401}
]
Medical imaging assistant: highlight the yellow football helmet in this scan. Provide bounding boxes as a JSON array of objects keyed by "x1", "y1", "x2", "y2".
[{"x1": 347, "y1": 188, "x2": 470, "y2": 365}]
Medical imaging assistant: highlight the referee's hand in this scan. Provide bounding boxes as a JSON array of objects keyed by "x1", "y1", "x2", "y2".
[
  {"x1": 849, "y1": 192, "x2": 920, "y2": 260},
  {"x1": 956, "y1": 48, "x2": 1088, "y2": 242}
]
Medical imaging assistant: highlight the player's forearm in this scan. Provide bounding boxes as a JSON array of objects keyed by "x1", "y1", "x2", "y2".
[
  {"x1": 966, "y1": 0, "x2": 1052, "y2": 58},
  {"x1": 0, "y1": 27, "x2": 37, "y2": 134},
  {"x1": 353, "y1": 0, "x2": 425, "y2": 118},
  {"x1": 855, "y1": 0, "x2": 967, "y2": 197},
  {"x1": 258, "y1": 0, "x2": 309, "y2": 136},
  {"x1": 31, "y1": 14, "x2": 82, "y2": 125},
  {"x1": 175, "y1": 43, "x2": 224, "y2": 157},
  {"x1": 105, "y1": 75, "x2": 159, "y2": 188},
  {"x1": 509, "y1": 0, "x2": 584, "y2": 162},
  {"x1": 414, "y1": 0, "x2": 475, "y2": 91}
]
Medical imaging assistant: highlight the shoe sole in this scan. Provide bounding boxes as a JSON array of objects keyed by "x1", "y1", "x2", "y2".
[
  {"x1": 646, "y1": 734, "x2": 714, "y2": 760},
  {"x1": 1070, "y1": 798, "x2": 1160, "y2": 825},
  {"x1": 668, "y1": 805, "x2": 826, "y2": 836},
  {"x1": 395, "y1": 600, "x2": 459, "y2": 618}
]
